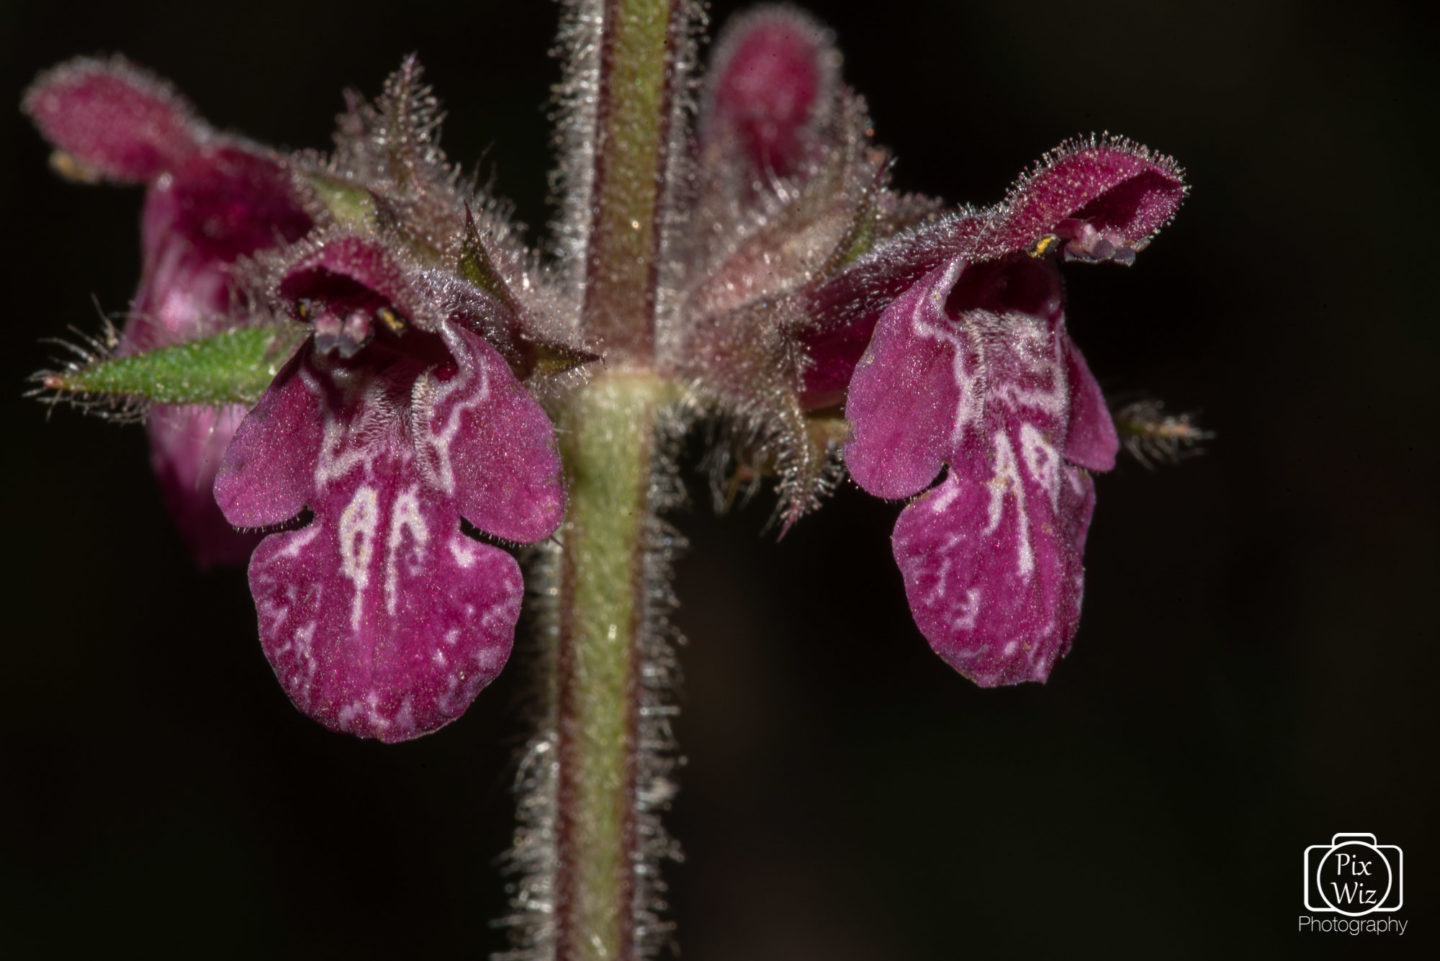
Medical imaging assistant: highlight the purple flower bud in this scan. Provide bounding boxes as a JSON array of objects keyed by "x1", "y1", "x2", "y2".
[{"x1": 702, "y1": 6, "x2": 838, "y2": 178}]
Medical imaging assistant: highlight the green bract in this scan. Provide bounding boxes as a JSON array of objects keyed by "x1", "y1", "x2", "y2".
[{"x1": 43, "y1": 325, "x2": 305, "y2": 407}]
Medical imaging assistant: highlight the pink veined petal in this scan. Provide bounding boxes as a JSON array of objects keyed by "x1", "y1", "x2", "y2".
[
  {"x1": 884, "y1": 261, "x2": 1088, "y2": 686},
  {"x1": 843, "y1": 265, "x2": 964, "y2": 500},
  {"x1": 892, "y1": 437, "x2": 1082, "y2": 688},
  {"x1": 799, "y1": 212, "x2": 987, "y2": 408},
  {"x1": 214, "y1": 350, "x2": 324, "y2": 530},
  {"x1": 22, "y1": 56, "x2": 201, "y2": 183},
  {"x1": 222, "y1": 313, "x2": 560, "y2": 739},
  {"x1": 412, "y1": 324, "x2": 565, "y2": 544},
  {"x1": 1063, "y1": 338, "x2": 1119, "y2": 472},
  {"x1": 248, "y1": 447, "x2": 522, "y2": 743}
]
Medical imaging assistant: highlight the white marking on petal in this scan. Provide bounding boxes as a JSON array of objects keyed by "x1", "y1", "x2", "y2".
[
  {"x1": 276, "y1": 524, "x2": 322, "y2": 559},
  {"x1": 384, "y1": 484, "x2": 428, "y2": 616},
  {"x1": 448, "y1": 536, "x2": 480, "y2": 569},
  {"x1": 928, "y1": 556, "x2": 950, "y2": 604},
  {"x1": 927, "y1": 478, "x2": 961, "y2": 515},
  {"x1": 470, "y1": 646, "x2": 504, "y2": 674},
  {"x1": 987, "y1": 433, "x2": 1034, "y2": 577},
  {"x1": 415, "y1": 325, "x2": 492, "y2": 496},
  {"x1": 338, "y1": 485, "x2": 379, "y2": 631},
  {"x1": 990, "y1": 315, "x2": 1068, "y2": 418},
  {"x1": 313, "y1": 378, "x2": 398, "y2": 488},
  {"x1": 952, "y1": 587, "x2": 981, "y2": 632},
  {"x1": 294, "y1": 621, "x2": 316, "y2": 659},
  {"x1": 1019, "y1": 422, "x2": 1061, "y2": 511},
  {"x1": 908, "y1": 272, "x2": 987, "y2": 449},
  {"x1": 294, "y1": 621, "x2": 318, "y2": 698},
  {"x1": 393, "y1": 697, "x2": 414, "y2": 734}
]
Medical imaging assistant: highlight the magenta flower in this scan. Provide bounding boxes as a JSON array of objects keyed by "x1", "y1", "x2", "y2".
[
  {"x1": 26, "y1": 57, "x2": 567, "y2": 742},
  {"x1": 23, "y1": 58, "x2": 312, "y2": 564},
  {"x1": 830, "y1": 140, "x2": 1186, "y2": 684},
  {"x1": 214, "y1": 236, "x2": 564, "y2": 742}
]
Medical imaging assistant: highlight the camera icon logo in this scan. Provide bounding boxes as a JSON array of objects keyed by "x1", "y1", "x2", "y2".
[{"x1": 1303, "y1": 833, "x2": 1403, "y2": 916}]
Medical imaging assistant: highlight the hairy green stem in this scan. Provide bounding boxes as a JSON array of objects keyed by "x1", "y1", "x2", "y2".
[
  {"x1": 551, "y1": 372, "x2": 673, "y2": 961},
  {"x1": 511, "y1": 3, "x2": 689, "y2": 958}
]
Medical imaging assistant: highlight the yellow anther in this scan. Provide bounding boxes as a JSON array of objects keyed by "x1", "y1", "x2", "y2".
[
  {"x1": 1029, "y1": 234, "x2": 1059, "y2": 258},
  {"x1": 48, "y1": 151, "x2": 101, "y2": 184},
  {"x1": 376, "y1": 306, "x2": 406, "y2": 333}
]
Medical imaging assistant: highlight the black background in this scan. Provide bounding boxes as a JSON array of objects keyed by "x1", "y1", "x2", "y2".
[{"x1": 2, "y1": 1, "x2": 1434, "y2": 958}]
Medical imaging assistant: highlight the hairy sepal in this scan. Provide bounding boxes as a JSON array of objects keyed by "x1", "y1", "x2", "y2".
[{"x1": 38, "y1": 324, "x2": 306, "y2": 409}]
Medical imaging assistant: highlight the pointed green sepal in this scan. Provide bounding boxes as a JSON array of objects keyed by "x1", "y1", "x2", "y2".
[
  {"x1": 458, "y1": 205, "x2": 519, "y2": 308},
  {"x1": 525, "y1": 338, "x2": 601, "y2": 378},
  {"x1": 41, "y1": 324, "x2": 307, "y2": 408}
]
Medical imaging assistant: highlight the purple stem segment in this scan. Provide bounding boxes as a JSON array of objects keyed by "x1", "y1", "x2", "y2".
[
  {"x1": 547, "y1": 2, "x2": 688, "y2": 958},
  {"x1": 581, "y1": 0, "x2": 683, "y2": 361}
]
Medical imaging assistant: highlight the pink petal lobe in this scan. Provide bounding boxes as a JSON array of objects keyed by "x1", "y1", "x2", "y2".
[
  {"x1": 892, "y1": 450, "x2": 1081, "y2": 688},
  {"x1": 23, "y1": 57, "x2": 202, "y2": 182},
  {"x1": 125, "y1": 145, "x2": 311, "y2": 352},
  {"x1": 214, "y1": 351, "x2": 324, "y2": 529},
  {"x1": 1061, "y1": 464, "x2": 1097, "y2": 553},
  {"x1": 843, "y1": 265, "x2": 964, "y2": 500},
  {"x1": 885, "y1": 265, "x2": 1089, "y2": 686},
  {"x1": 249, "y1": 455, "x2": 521, "y2": 743},
  {"x1": 800, "y1": 213, "x2": 987, "y2": 407},
  {"x1": 1000, "y1": 137, "x2": 1186, "y2": 258},
  {"x1": 413, "y1": 325, "x2": 564, "y2": 544},
  {"x1": 147, "y1": 147, "x2": 313, "y2": 267},
  {"x1": 1063, "y1": 339, "x2": 1118, "y2": 472}
]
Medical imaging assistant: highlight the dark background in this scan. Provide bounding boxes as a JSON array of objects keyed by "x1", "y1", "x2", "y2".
[{"x1": 2, "y1": 1, "x2": 1434, "y2": 958}]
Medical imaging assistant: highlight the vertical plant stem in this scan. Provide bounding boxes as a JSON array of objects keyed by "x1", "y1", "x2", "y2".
[
  {"x1": 551, "y1": 372, "x2": 673, "y2": 961},
  {"x1": 516, "y1": 4, "x2": 690, "y2": 958},
  {"x1": 582, "y1": 0, "x2": 682, "y2": 359}
]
